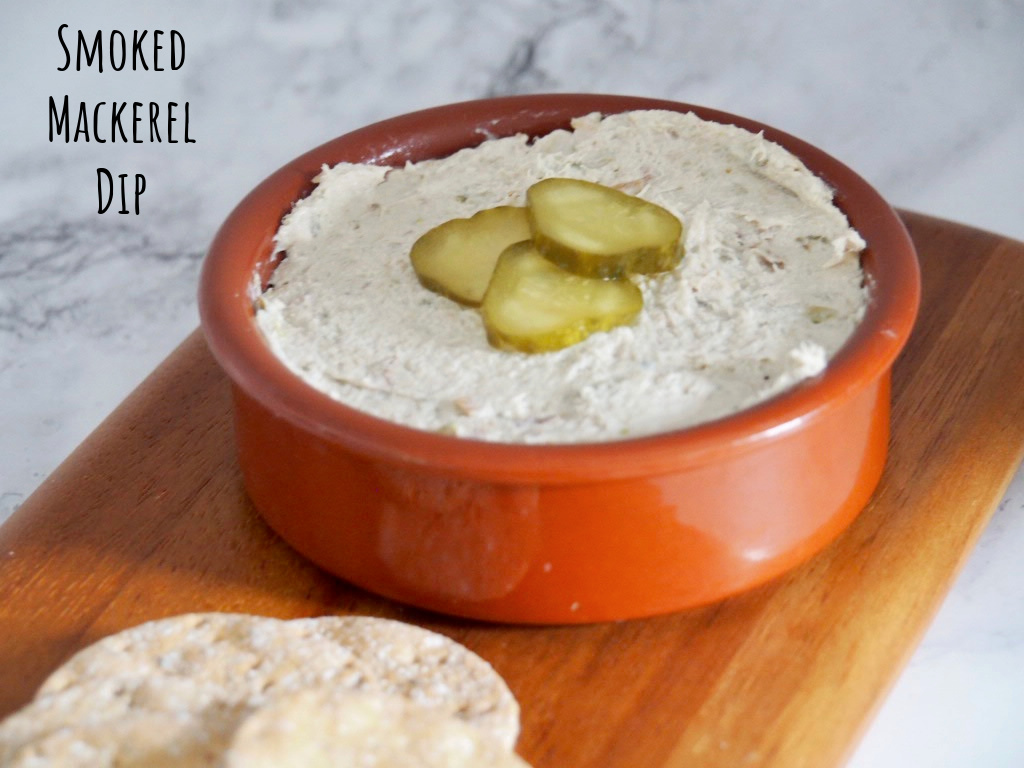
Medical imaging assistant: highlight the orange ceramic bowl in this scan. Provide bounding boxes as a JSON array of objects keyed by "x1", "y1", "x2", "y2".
[{"x1": 199, "y1": 94, "x2": 919, "y2": 624}]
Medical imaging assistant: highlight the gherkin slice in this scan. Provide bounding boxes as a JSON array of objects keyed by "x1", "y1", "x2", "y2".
[
  {"x1": 526, "y1": 178, "x2": 683, "y2": 278},
  {"x1": 410, "y1": 206, "x2": 531, "y2": 306},
  {"x1": 480, "y1": 240, "x2": 643, "y2": 353}
]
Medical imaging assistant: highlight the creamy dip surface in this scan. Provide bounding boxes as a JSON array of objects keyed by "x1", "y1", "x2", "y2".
[{"x1": 256, "y1": 110, "x2": 868, "y2": 443}]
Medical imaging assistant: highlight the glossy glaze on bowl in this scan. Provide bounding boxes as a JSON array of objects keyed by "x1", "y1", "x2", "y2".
[{"x1": 199, "y1": 94, "x2": 920, "y2": 624}]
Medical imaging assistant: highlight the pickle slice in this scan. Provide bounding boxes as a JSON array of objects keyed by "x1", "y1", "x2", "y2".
[
  {"x1": 410, "y1": 206, "x2": 531, "y2": 306},
  {"x1": 527, "y1": 178, "x2": 683, "y2": 278},
  {"x1": 481, "y1": 241, "x2": 643, "y2": 353}
]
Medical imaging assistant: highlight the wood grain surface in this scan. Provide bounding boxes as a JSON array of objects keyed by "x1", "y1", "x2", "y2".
[{"x1": 2, "y1": 212, "x2": 1023, "y2": 767}]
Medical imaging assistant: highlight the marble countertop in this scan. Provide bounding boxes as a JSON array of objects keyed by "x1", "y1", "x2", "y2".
[{"x1": 2, "y1": 1, "x2": 1022, "y2": 764}]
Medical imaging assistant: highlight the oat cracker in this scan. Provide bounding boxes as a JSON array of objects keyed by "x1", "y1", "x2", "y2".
[{"x1": 226, "y1": 688, "x2": 530, "y2": 768}]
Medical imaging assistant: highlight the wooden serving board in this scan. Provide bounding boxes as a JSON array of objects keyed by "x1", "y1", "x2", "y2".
[{"x1": 2, "y1": 212, "x2": 1023, "y2": 767}]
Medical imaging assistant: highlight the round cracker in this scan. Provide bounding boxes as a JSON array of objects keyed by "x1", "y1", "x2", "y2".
[
  {"x1": 4, "y1": 704, "x2": 240, "y2": 768},
  {"x1": 37, "y1": 614, "x2": 363, "y2": 702},
  {"x1": 225, "y1": 688, "x2": 530, "y2": 768},
  {"x1": 35, "y1": 613, "x2": 519, "y2": 748},
  {"x1": 290, "y1": 616, "x2": 519, "y2": 748},
  {"x1": 0, "y1": 676, "x2": 243, "y2": 765}
]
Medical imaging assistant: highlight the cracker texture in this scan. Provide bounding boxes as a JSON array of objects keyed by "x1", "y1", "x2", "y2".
[
  {"x1": 226, "y1": 688, "x2": 530, "y2": 768},
  {"x1": 1, "y1": 613, "x2": 522, "y2": 766}
]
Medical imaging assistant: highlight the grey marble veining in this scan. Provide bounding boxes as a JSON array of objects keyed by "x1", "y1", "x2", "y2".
[{"x1": 2, "y1": 1, "x2": 1023, "y2": 765}]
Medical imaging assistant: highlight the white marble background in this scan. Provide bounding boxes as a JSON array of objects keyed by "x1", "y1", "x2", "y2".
[{"x1": 1, "y1": 0, "x2": 1022, "y2": 765}]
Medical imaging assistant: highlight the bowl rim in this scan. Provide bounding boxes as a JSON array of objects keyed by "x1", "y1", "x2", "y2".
[{"x1": 199, "y1": 93, "x2": 920, "y2": 483}]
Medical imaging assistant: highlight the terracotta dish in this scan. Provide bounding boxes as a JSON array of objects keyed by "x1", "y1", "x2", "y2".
[{"x1": 199, "y1": 94, "x2": 920, "y2": 624}]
